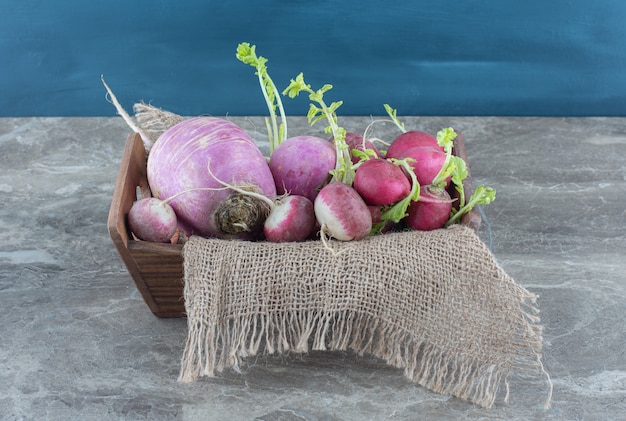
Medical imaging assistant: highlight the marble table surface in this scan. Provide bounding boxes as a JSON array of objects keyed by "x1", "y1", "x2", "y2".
[{"x1": 1, "y1": 116, "x2": 624, "y2": 420}]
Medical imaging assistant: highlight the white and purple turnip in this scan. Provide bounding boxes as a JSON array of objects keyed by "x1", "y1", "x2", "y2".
[
  {"x1": 128, "y1": 197, "x2": 178, "y2": 243},
  {"x1": 314, "y1": 182, "x2": 372, "y2": 241},
  {"x1": 146, "y1": 116, "x2": 277, "y2": 240}
]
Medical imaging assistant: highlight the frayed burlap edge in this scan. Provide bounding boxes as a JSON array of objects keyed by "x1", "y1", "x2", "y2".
[
  {"x1": 178, "y1": 225, "x2": 552, "y2": 409},
  {"x1": 133, "y1": 102, "x2": 185, "y2": 142}
]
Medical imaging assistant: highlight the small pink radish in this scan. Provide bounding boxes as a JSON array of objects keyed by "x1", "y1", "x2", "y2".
[
  {"x1": 386, "y1": 130, "x2": 443, "y2": 158},
  {"x1": 368, "y1": 205, "x2": 396, "y2": 235},
  {"x1": 368, "y1": 205, "x2": 382, "y2": 223},
  {"x1": 269, "y1": 135, "x2": 336, "y2": 202},
  {"x1": 331, "y1": 132, "x2": 382, "y2": 164},
  {"x1": 263, "y1": 195, "x2": 316, "y2": 242},
  {"x1": 406, "y1": 186, "x2": 455, "y2": 231},
  {"x1": 128, "y1": 197, "x2": 178, "y2": 243},
  {"x1": 314, "y1": 182, "x2": 372, "y2": 241},
  {"x1": 353, "y1": 158, "x2": 411, "y2": 206},
  {"x1": 395, "y1": 145, "x2": 448, "y2": 186}
]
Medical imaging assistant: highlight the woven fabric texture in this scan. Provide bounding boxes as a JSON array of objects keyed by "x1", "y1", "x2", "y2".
[{"x1": 178, "y1": 225, "x2": 549, "y2": 408}]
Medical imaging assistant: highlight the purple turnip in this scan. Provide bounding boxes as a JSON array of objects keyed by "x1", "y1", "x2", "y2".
[
  {"x1": 147, "y1": 116, "x2": 277, "y2": 240},
  {"x1": 386, "y1": 130, "x2": 443, "y2": 158},
  {"x1": 394, "y1": 145, "x2": 448, "y2": 186},
  {"x1": 268, "y1": 135, "x2": 336, "y2": 202}
]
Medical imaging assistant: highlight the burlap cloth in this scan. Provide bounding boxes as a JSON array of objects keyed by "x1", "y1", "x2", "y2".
[{"x1": 178, "y1": 224, "x2": 551, "y2": 408}]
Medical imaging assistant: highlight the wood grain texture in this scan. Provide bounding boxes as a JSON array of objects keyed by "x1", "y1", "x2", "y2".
[{"x1": 107, "y1": 134, "x2": 185, "y2": 317}]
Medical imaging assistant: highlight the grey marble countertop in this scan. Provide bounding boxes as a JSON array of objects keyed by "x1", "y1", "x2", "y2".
[{"x1": 1, "y1": 116, "x2": 625, "y2": 420}]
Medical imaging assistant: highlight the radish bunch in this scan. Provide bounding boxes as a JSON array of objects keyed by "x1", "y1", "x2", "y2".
[{"x1": 109, "y1": 43, "x2": 495, "y2": 245}]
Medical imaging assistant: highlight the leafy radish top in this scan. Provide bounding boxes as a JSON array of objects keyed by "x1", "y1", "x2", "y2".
[
  {"x1": 385, "y1": 105, "x2": 496, "y2": 227},
  {"x1": 283, "y1": 73, "x2": 355, "y2": 186}
]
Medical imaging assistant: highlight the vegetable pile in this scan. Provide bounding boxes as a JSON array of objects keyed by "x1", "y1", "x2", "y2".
[{"x1": 105, "y1": 43, "x2": 495, "y2": 244}]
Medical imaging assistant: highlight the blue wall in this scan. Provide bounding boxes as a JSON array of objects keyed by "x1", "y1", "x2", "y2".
[{"x1": 2, "y1": 0, "x2": 625, "y2": 117}]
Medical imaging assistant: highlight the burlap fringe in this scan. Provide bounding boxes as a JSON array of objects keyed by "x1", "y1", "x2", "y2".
[
  {"x1": 180, "y1": 300, "x2": 549, "y2": 409},
  {"x1": 178, "y1": 224, "x2": 551, "y2": 409},
  {"x1": 133, "y1": 102, "x2": 186, "y2": 142}
]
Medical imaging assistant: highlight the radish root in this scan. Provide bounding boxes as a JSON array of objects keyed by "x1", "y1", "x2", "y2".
[
  {"x1": 101, "y1": 75, "x2": 186, "y2": 152},
  {"x1": 318, "y1": 224, "x2": 348, "y2": 256},
  {"x1": 206, "y1": 161, "x2": 275, "y2": 210},
  {"x1": 205, "y1": 160, "x2": 274, "y2": 235},
  {"x1": 362, "y1": 118, "x2": 395, "y2": 148},
  {"x1": 101, "y1": 75, "x2": 155, "y2": 151}
]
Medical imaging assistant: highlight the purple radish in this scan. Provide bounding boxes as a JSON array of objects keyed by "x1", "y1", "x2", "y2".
[
  {"x1": 353, "y1": 158, "x2": 411, "y2": 206},
  {"x1": 268, "y1": 135, "x2": 336, "y2": 202},
  {"x1": 386, "y1": 130, "x2": 443, "y2": 158},
  {"x1": 263, "y1": 195, "x2": 316, "y2": 242},
  {"x1": 128, "y1": 197, "x2": 178, "y2": 243},
  {"x1": 406, "y1": 186, "x2": 454, "y2": 231},
  {"x1": 314, "y1": 182, "x2": 372, "y2": 241}
]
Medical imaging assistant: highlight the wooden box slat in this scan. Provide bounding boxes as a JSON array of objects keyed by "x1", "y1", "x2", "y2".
[{"x1": 108, "y1": 134, "x2": 185, "y2": 317}]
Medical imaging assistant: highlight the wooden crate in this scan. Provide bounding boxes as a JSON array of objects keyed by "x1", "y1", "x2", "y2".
[
  {"x1": 108, "y1": 132, "x2": 481, "y2": 318},
  {"x1": 108, "y1": 134, "x2": 185, "y2": 317}
]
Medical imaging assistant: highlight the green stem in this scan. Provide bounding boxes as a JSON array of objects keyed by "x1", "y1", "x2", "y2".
[
  {"x1": 445, "y1": 185, "x2": 496, "y2": 226},
  {"x1": 236, "y1": 42, "x2": 287, "y2": 153},
  {"x1": 383, "y1": 104, "x2": 407, "y2": 133},
  {"x1": 256, "y1": 70, "x2": 280, "y2": 152},
  {"x1": 430, "y1": 127, "x2": 458, "y2": 189}
]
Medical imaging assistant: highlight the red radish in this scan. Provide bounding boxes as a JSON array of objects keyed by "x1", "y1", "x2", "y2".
[
  {"x1": 368, "y1": 205, "x2": 396, "y2": 234},
  {"x1": 394, "y1": 145, "x2": 448, "y2": 186},
  {"x1": 368, "y1": 205, "x2": 382, "y2": 223},
  {"x1": 331, "y1": 132, "x2": 382, "y2": 164},
  {"x1": 374, "y1": 158, "x2": 420, "y2": 232},
  {"x1": 263, "y1": 195, "x2": 316, "y2": 242},
  {"x1": 406, "y1": 186, "x2": 454, "y2": 231},
  {"x1": 386, "y1": 130, "x2": 443, "y2": 158},
  {"x1": 147, "y1": 116, "x2": 277, "y2": 240},
  {"x1": 314, "y1": 182, "x2": 372, "y2": 241},
  {"x1": 128, "y1": 197, "x2": 178, "y2": 243},
  {"x1": 353, "y1": 158, "x2": 411, "y2": 206},
  {"x1": 268, "y1": 135, "x2": 336, "y2": 202}
]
